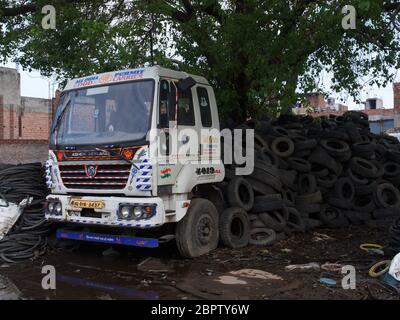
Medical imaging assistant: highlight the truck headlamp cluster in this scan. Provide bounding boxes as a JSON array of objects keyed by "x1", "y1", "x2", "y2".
[
  {"x1": 117, "y1": 204, "x2": 156, "y2": 221},
  {"x1": 47, "y1": 199, "x2": 62, "y2": 216}
]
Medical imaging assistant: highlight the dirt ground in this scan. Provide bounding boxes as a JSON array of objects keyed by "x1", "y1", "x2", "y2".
[{"x1": 0, "y1": 219, "x2": 399, "y2": 300}]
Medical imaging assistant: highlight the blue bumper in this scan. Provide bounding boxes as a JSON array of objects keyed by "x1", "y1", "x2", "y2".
[{"x1": 56, "y1": 229, "x2": 159, "y2": 248}]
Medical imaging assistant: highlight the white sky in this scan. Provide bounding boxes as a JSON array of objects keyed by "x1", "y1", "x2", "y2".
[{"x1": 1, "y1": 62, "x2": 399, "y2": 110}]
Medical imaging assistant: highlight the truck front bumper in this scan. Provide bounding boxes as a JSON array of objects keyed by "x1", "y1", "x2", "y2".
[{"x1": 45, "y1": 195, "x2": 167, "y2": 228}]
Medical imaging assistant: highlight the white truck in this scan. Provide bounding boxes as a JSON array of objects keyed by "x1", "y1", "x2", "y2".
[{"x1": 45, "y1": 66, "x2": 230, "y2": 257}]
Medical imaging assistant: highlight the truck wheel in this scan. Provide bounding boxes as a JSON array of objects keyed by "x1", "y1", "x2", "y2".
[
  {"x1": 176, "y1": 198, "x2": 219, "y2": 258},
  {"x1": 219, "y1": 207, "x2": 250, "y2": 249}
]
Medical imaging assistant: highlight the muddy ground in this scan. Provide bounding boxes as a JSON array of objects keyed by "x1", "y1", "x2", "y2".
[{"x1": 0, "y1": 219, "x2": 399, "y2": 300}]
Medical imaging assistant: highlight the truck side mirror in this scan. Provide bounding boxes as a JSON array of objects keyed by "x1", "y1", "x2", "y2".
[{"x1": 177, "y1": 77, "x2": 196, "y2": 92}]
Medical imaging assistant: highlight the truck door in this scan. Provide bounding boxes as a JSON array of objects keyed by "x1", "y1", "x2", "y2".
[{"x1": 157, "y1": 79, "x2": 199, "y2": 187}]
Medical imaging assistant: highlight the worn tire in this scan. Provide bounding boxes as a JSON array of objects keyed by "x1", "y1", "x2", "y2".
[
  {"x1": 249, "y1": 228, "x2": 277, "y2": 246},
  {"x1": 219, "y1": 207, "x2": 250, "y2": 249},
  {"x1": 374, "y1": 183, "x2": 400, "y2": 209},
  {"x1": 270, "y1": 137, "x2": 295, "y2": 158},
  {"x1": 227, "y1": 177, "x2": 255, "y2": 211},
  {"x1": 259, "y1": 211, "x2": 287, "y2": 232},
  {"x1": 176, "y1": 198, "x2": 219, "y2": 258}
]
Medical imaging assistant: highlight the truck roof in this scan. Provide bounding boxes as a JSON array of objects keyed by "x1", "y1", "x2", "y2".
[{"x1": 63, "y1": 65, "x2": 210, "y2": 91}]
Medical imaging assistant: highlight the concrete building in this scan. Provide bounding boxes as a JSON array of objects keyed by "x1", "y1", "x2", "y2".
[
  {"x1": 301, "y1": 83, "x2": 400, "y2": 134},
  {"x1": 0, "y1": 67, "x2": 52, "y2": 141},
  {"x1": 0, "y1": 67, "x2": 52, "y2": 163},
  {"x1": 303, "y1": 93, "x2": 349, "y2": 113}
]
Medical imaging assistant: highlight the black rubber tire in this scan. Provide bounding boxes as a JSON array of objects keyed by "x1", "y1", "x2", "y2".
[
  {"x1": 259, "y1": 211, "x2": 287, "y2": 232},
  {"x1": 320, "y1": 139, "x2": 351, "y2": 159},
  {"x1": 383, "y1": 162, "x2": 400, "y2": 178},
  {"x1": 374, "y1": 183, "x2": 400, "y2": 209},
  {"x1": 333, "y1": 177, "x2": 355, "y2": 202},
  {"x1": 317, "y1": 174, "x2": 338, "y2": 188},
  {"x1": 352, "y1": 195, "x2": 376, "y2": 213},
  {"x1": 250, "y1": 168, "x2": 283, "y2": 192},
  {"x1": 270, "y1": 137, "x2": 295, "y2": 158},
  {"x1": 294, "y1": 138, "x2": 317, "y2": 151},
  {"x1": 297, "y1": 174, "x2": 317, "y2": 195},
  {"x1": 227, "y1": 177, "x2": 255, "y2": 211},
  {"x1": 308, "y1": 147, "x2": 342, "y2": 176},
  {"x1": 372, "y1": 208, "x2": 400, "y2": 219},
  {"x1": 310, "y1": 164, "x2": 329, "y2": 178},
  {"x1": 254, "y1": 194, "x2": 282, "y2": 203},
  {"x1": 176, "y1": 198, "x2": 219, "y2": 258},
  {"x1": 350, "y1": 157, "x2": 378, "y2": 178},
  {"x1": 347, "y1": 168, "x2": 368, "y2": 185},
  {"x1": 355, "y1": 180, "x2": 377, "y2": 196},
  {"x1": 343, "y1": 210, "x2": 363, "y2": 225},
  {"x1": 252, "y1": 199, "x2": 283, "y2": 214},
  {"x1": 304, "y1": 218, "x2": 322, "y2": 230},
  {"x1": 287, "y1": 157, "x2": 311, "y2": 172},
  {"x1": 295, "y1": 190, "x2": 322, "y2": 205},
  {"x1": 249, "y1": 228, "x2": 277, "y2": 246},
  {"x1": 317, "y1": 205, "x2": 348, "y2": 228},
  {"x1": 219, "y1": 207, "x2": 250, "y2": 249},
  {"x1": 286, "y1": 207, "x2": 306, "y2": 233},
  {"x1": 245, "y1": 177, "x2": 277, "y2": 195},
  {"x1": 258, "y1": 147, "x2": 280, "y2": 167}
]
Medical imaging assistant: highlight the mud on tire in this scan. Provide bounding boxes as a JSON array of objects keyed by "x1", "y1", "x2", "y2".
[{"x1": 176, "y1": 198, "x2": 219, "y2": 258}]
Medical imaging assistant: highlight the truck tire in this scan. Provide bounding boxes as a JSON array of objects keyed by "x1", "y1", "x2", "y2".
[
  {"x1": 227, "y1": 177, "x2": 254, "y2": 211},
  {"x1": 176, "y1": 198, "x2": 219, "y2": 258},
  {"x1": 249, "y1": 228, "x2": 277, "y2": 246},
  {"x1": 219, "y1": 207, "x2": 250, "y2": 249}
]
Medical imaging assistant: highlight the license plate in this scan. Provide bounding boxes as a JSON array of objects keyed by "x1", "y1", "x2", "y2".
[{"x1": 70, "y1": 199, "x2": 105, "y2": 209}]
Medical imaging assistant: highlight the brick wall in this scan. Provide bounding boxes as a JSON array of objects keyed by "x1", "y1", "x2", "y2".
[
  {"x1": 393, "y1": 83, "x2": 400, "y2": 128},
  {"x1": 0, "y1": 140, "x2": 48, "y2": 164}
]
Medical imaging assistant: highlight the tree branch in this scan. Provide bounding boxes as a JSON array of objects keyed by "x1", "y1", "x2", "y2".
[{"x1": 0, "y1": 3, "x2": 37, "y2": 17}]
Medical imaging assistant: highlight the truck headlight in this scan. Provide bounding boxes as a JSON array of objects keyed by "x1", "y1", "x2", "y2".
[
  {"x1": 55, "y1": 203, "x2": 62, "y2": 215},
  {"x1": 48, "y1": 202, "x2": 55, "y2": 212},
  {"x1": 133, "y1": 206, "x2": 143, "y2": 219},
  {"x1": 118, "y1": 204, "x2": 156, "y2": 221},
  {"x1": 46, "y1": 199, "x2": 62, "y2": 216},
  {"x1": 120, "y1": 206, "x2": 133, "y2": 219}
]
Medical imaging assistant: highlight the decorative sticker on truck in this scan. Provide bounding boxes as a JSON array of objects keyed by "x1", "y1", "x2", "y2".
[
  {"x1": 72, "y1": 69, "x2": 145, "y2": 88},
  {"x1": 160, "y1": 167, "x2": 172, "y2": 179}
]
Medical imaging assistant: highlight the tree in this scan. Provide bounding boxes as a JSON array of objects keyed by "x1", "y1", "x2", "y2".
[{"x1": 1, "y1": 0, "x2": 399, "y2": 121}]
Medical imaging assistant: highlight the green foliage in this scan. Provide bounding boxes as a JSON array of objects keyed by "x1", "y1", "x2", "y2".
[{"x1": 0, "y1": 0, "x2": 399, "y2": 121}]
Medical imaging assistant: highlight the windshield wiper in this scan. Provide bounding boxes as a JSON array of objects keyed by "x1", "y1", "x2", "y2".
[
  {"x1": 52, "y1": 95, "x2": 73, "y2": 149},
  {"x1": 52, "y1": 95, "x2": 72, "y2": 135}
]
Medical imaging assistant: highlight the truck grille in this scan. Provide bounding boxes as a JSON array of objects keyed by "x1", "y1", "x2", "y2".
[{"x1": 59, "y1": 163, "x2": 131, "y2": 190}]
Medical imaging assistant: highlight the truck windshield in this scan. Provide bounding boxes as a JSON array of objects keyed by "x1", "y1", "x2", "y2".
[{"x1": 50, "y1": 80, "x2": 154, "y2": 147}]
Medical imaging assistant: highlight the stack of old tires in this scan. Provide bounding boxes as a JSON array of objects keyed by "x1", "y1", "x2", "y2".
[{"x1": 218, "y1": 111, "x2": 400, "y2": 247}]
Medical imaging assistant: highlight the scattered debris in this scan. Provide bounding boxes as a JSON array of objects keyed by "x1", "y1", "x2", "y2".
[
  {"x1": 285, "y1": 262, "x2": 320, "y2": 272},
  {"x1": 319, "y1": 277, "x2": 337, "y2": 286},
  {"x1": 229, "y1": 269, "x2": 283, "y2": 281},
  {"x1": 389, "y1": 253, "x2": 400, "y2": 281},
  {"x1": 215, "y1": 275, "x2": 247, "y2": 285},
  {"x1": 321, "y1": 263, "x2": 344, "y2": 273},
  {"x1": 312, "y1": 233, "x2": 334, "y2": 242}
]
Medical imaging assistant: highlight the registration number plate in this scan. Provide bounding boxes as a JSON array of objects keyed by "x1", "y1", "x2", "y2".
[{"x1": 70, "y1": 199, "x2": 105, "y2": 209}]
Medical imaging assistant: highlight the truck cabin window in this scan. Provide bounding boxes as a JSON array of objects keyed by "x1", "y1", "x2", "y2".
[{"x1": 50, "y1": 80, "x2": 154, "y2": 147}]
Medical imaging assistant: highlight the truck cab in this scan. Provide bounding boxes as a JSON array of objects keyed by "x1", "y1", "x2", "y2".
[
  {"x1": 46, "y1": 66, "x2": 225, "y2": 257},
  {"x1": 45, "y1": 66, "x2": 225, "y2": 257}
]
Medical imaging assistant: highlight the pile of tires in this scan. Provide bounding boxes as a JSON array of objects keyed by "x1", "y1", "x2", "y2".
[{"x1": 216, "y1": 111, "x2": 400, "y2": 247}]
